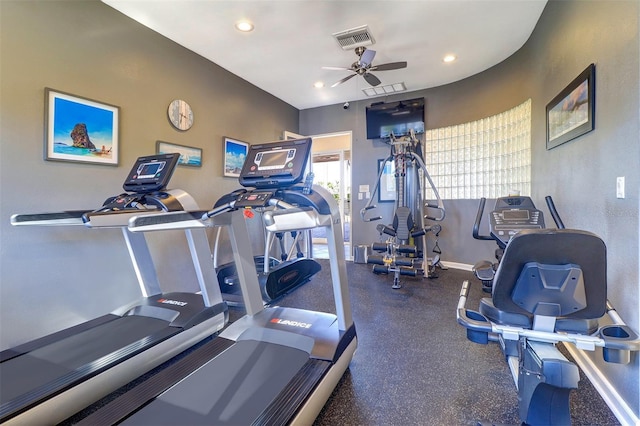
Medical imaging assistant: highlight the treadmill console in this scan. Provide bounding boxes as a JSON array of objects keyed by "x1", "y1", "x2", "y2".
[
  {"x1": 87, "y1": 153, "x2": 183, "y2": 220},
  {"x1": 489, "y1": 196, "x2": 545, "y2": 246},
  {"x1": 123, "y1": 153, "x2": 180, "y2": 193},
  {"x1": 239, "y1": 138, "x2": 312, "y2": 189}
]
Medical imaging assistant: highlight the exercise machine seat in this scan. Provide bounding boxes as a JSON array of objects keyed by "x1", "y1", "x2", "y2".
[{"x1": 483, "y1": 229, "x2": 607, "y2": 328}]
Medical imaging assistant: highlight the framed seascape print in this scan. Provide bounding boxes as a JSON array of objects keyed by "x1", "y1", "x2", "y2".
[
  {"x1": 44, "y1": 88, "x2": 119, "y2": 165},
  {"x1": 378, "y1": 158, "x2": 396, "y2": 202},
  {"x1": 157, "y1": 140, "x2": 202, "y2": 167},
  {"x1": 546, "y1": 64, "x2": 595, "y2": 150},
  {"x1": 224, "y1": 137, "x2": 249, "y2": 178}
]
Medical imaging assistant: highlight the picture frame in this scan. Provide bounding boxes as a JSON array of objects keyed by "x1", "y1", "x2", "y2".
[
  {"x1": 378, "y1": 158, "x2": 396, "y2": 202},
  {"x1": 156, "y1": 140, "x2": 202, "y2": 167},
  {"x1": 546, "y1": 63, "x2": 595, "y2": 150},
  {"x1": 224, "y1": 137, "x2": 249, "y2": 178},
  {"x1": 44, "y1": 88, "x2": 119, "y2": 165}
]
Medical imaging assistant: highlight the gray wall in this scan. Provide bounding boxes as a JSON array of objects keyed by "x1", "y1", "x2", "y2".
[
  {"x1": 301, "y1": 0, "x2": 640, "y2": 416},
  {"x1": 0, "y1": 0, "x2": 298, "y2": 348}
]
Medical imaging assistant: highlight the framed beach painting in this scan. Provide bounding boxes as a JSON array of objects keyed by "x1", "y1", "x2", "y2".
[
  {"x1": 157, "y1": 140, "x2": 202, "y2": 167},
  {"x1": 223, "y1": 137, "x2": 249, "y2": 178},
  {"x1": 44, "y1": 88, "x2": 119, "y2": 165}
]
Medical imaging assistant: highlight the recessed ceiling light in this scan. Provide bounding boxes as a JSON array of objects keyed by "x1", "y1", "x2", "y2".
[
  {"x1": 235, "y1": 21, "x2": 254, "y2": 32},
  {"x1": 314, "y1": 81, "x2": 325, "y2": 89},
  {"x1": 443, "y1": 54, "x2": 457, "y2": 63}
]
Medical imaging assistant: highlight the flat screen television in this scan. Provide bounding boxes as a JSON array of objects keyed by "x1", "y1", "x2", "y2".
[{"x1": 366, "y1": 97, "x2": 425, "y2": 140}]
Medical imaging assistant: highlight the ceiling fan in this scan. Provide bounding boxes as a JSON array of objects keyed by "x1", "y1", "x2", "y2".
[{"x1": 323, "y1": 46, "x2": 407, "y2": 88}]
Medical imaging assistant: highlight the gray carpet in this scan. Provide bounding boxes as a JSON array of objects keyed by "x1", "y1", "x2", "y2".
[
  {"x1": 64, "y1": 259, "x2": 620, "y2": 425},
  {"x1": 269, "y1": 259, "x2": 620, "y2": 426}
]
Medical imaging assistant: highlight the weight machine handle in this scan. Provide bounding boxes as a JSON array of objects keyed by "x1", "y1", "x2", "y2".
[
  {"x1": 424, "y1": 201, "x2": 446, "y2": 221},
  {"x1": 361, "y1": 205, "x2": 382, "y2": 222}
]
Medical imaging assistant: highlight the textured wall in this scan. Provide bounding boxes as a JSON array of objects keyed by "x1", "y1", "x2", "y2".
[{"x1": 0, "y1": 0, "x2": 298, "y2": 349}]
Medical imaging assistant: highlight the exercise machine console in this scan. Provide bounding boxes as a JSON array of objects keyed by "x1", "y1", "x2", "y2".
[
  {"x1": 214, "y1": 142, "x2": 321, "y2": 304},
  {"x1": 3, "y1": 153, "x2": 227, "y2": 425},
  {"x1": 471, "y1": 195, "x2": 546, "y2": 292}
]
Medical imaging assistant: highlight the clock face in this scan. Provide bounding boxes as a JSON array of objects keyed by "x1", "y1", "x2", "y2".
[{"x1": 168, "y1": 99, "x2": 194, "y2": 130}]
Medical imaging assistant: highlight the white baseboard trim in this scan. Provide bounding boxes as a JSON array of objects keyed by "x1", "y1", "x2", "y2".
[
  {"x1": 563, "y1": 344, "x2": 639, "y2": 426},
  {"x1": 440, "y1": 261, "x2": 473, "y2": 271}
]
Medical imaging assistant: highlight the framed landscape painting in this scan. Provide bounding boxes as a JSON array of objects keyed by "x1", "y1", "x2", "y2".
[
  {"x1": 45, "y1": 88, "x2": 119, "y2": 165},
  {"x1": 224, "y1": 137, "x2": 248, "y2": 178}
]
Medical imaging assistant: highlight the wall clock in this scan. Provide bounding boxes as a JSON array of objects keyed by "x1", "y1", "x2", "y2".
[{"x1": 167, "y1": 99, "x2": 194, "y2": 131}]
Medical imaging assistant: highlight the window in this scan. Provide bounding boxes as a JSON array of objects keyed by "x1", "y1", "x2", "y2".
[{"x1": 423, "y1": 99, "x2": 531, "y2": 200}]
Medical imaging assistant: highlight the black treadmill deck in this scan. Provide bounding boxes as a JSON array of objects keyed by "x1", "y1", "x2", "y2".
[{"x1": 0, "y1": 315, "x2": 178, "y2": 421}]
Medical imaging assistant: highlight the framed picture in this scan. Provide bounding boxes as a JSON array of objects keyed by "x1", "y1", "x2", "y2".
[
  {"x1": 546, "y1": 63, "x2": 595, "y2": 150},
  {"x1": 156, "y1": 140, "x2": 202, "y2": 167},
  {"x1": 44, "y1": 88, "x2": 119, "y2": 165},
  {"x1": 378, "y1": 158, "x2": 396, "y2": 202},
  {"x1": 224, "y1": 137, "x2": 249, "y2": 178}
]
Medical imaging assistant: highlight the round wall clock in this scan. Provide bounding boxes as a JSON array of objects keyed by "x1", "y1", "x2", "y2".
[{"x1": 167, "y1": 99, "x2": 194, "y2": 131}]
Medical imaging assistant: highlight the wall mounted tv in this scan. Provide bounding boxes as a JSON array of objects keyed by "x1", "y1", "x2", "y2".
[{"x1": 366, "y1": 97, "x2": 425, "y2": 140}]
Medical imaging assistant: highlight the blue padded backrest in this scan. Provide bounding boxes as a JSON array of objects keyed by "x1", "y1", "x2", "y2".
[{"x1": 492, "y1": 229, "x2": 607, "y2": 320}]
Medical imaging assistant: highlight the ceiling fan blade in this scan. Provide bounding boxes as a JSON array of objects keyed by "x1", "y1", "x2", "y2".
[
  {"x1": 331, "y1": 73, "x2": 357, "y2": 88},
  {"x1": 371, "y1": 61, "x2": 408, "y2": 71},
  {"x1": 359, "y1": 49, "x2": 376, "y2": 67},
  {"x1": 322, "y1": 66, "x2": 352, "y2": 71},
  {"x1": 363, "y1": 72, "x2": 381, "y2": 87}
]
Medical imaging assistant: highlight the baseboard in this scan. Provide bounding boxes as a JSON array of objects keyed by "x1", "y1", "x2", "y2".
[
  {"x1": 440, "y1": 261, "x2": 473, "y2": 271},
  {"x1": 563, "y1": 344, "x2": 639, "y2": 426}
]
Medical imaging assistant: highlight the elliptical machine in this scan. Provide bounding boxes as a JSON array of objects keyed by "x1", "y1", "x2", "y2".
[
  {"x1": 471, "y1": 195, "x2": 547, "y2": 292},
  {"x1": 361, "y1": 130, "x2": 445, "y2": 288}
]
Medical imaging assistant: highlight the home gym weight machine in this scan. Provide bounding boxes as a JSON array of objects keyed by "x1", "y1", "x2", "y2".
[
  {"x1": 457, "y1": 195, "x2": 640, "y2": 425},
  {"x1": 361, "y1": 129, "x2": 445, "y2": 288}
]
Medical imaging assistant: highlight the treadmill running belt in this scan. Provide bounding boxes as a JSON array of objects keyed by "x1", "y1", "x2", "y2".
[
  {"x1": 1, "y1": 315, "x2": 176, "y2": 406},
  {"x1": 122, "y1": 340, "x2": 312, "y2": 425}
]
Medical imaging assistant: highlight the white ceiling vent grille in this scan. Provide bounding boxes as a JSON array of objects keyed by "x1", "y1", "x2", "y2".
[{"x1": 332, "y1": 25, "x2": 375, "y2": 50}]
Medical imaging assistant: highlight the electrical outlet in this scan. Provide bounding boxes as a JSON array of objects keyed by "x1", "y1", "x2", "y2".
[{"x1": 616, "y1": 176, "x2": 625, "y2": 199}]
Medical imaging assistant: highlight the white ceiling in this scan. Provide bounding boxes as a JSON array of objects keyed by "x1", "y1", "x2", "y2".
[{"x1": 102, "y1": 0, "x2": 547, "y2": 110}]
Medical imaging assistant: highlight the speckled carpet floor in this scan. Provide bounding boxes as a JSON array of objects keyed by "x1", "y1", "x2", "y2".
[
  {"x1": 272, "y1": 260, "x2": 620, "y2": 426},
  {"x1": 64, "y1": 259, "x2": 620, "y2": 426}
]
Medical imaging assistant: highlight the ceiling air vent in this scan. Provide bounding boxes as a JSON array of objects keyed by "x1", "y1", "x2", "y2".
[{"x1": 332, "y1": 25, "x2": 375, "y2": 50}]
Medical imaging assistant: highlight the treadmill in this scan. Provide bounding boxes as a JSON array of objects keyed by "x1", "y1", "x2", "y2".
[
  {"x1": 2, "y1": 153, "x2": 228, "y2": 425},
  {"x1": 80, "y1": 137, "x2": 357, "y2": 425}
]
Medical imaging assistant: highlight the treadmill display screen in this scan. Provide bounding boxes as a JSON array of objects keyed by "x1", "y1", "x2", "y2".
[
  {"x1": 257, "y1": 150, "x2": 291, "y2": 170},
  {"x1": 239, "y1": 138, "x2": 311, "y2": 189},
  {"x1": 123, "y1": 153, "x2": 180, "y2": 193}
]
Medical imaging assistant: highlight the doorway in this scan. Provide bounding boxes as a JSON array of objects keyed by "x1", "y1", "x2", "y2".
[
  {"x1": 283, "y1": 131, "x2": 352, "y2": 260},
  {"x1": 311, "y1": 149, "x2": 351, "y2": 260}
]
